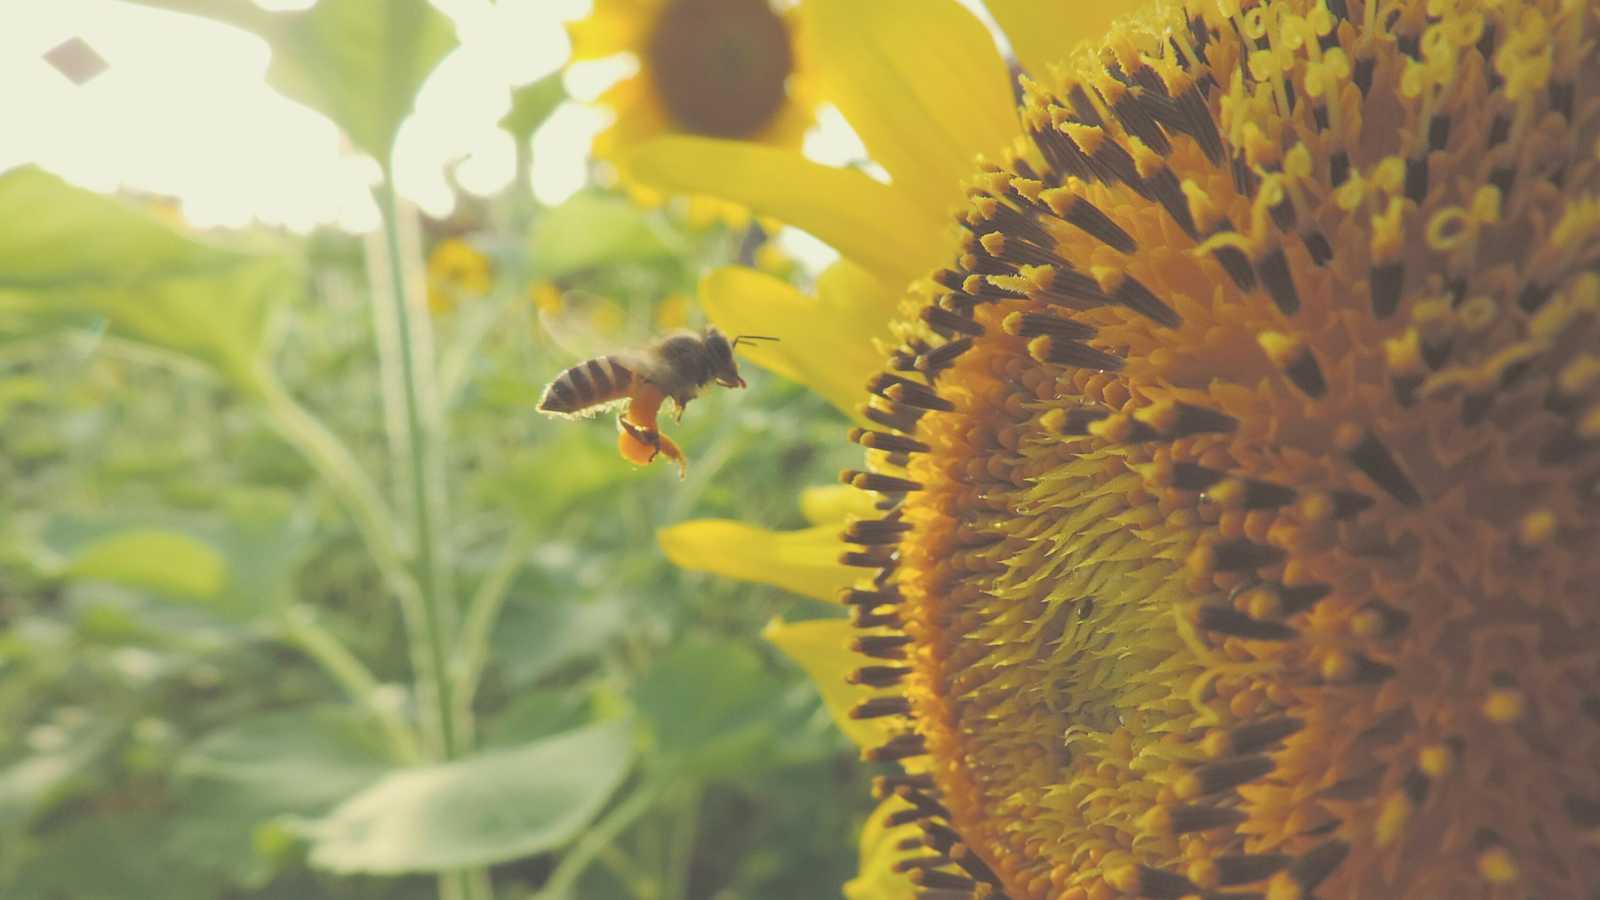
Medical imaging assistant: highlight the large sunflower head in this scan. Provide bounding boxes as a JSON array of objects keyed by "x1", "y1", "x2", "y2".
[
  {"x1": 644, "y1": 0, "x2": 1600, "y2": 896},
  {"x1": 566, "y1": 0, "x2": 816, "y2": 222}
]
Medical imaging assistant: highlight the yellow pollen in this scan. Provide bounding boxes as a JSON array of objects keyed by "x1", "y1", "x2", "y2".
[
  {"x1": 1375, "y1": 791, "x2": 1414, "y2": 847},
  {"x1": 1517, "y1": 510, "x2": 1557, "y2": 547},
  {"x1": 1482, "y1": 688, "x2": 1526, "y2": 723},
  {"x1": 1477, "y1": 846, "x2": 1519, "y2": 884},
  {"x1": 1418, "y1": 743, "x2": 1455, "y2": 778}
]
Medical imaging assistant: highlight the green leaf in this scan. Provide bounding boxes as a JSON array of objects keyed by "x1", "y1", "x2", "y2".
[
  {"x1": 0, "y1": 375, "x2": 50, "y2": 422},
  {"x1": 483, "y1": 427, "x2": 633, "y2": 526},
  {"x1": 480, "y1": 688, "x2": 594, "y2": 749},
  {"x1": 529, "y1": 192, "x2": 680, "y2": 278},
  {"x1": 631, "y1": 638, "x2": 789, "y2": 777},
  {"x1": 0, "y1": 719, "x2": 120, "y2": 828},
  {"x1": 9, "y1": 811, "x2": 220, "y2": 900},
  {"x1": 169, "y1": 706, "x2": 390, "y2": 887},
  {"x1": 175, "y1": 706, "x2": 389, "y2": 813},
  {"x1": 297, "y1": 719, "x2": 634, "y2": 874},
  {"x1": 0, "y1": 167, "x2": 290, "y2": 392},
  {"x1": 491, "y1": 593, "x2": 628, "y2": 689},
  {"x1": 66, "y1": 529, "x2": 226, "y2": 599},
  {"x1": 42, "y1": 495, "x2": 312, "y2": 619},
  {"x1": 117, "y1": 0, "x2": 456, "y2": 160},
  {"x1": 501, "y1": 73, "x2": 566, "y2": 143}
]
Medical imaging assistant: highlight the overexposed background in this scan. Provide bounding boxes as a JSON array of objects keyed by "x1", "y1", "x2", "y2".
[{"x1": 2, "y1": 0, "x2": 899, "y2": 252}]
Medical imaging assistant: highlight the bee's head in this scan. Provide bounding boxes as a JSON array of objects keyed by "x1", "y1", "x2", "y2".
[
  {"x1": 704, "y1": 327, "x2": 745, "y2": 389},
  {"x1": 705, "y1": 328, "x2": 779, "y2": 389}
]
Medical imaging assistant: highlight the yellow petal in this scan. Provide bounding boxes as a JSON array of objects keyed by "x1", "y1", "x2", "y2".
[
  {"x1": 591, "y1": 76, "x2": 669, "y2": 164},
  {"x1": 987, "y1": 0, "x2": 1139, "y2": 78},
  {"x1": 803, "y1": 0, "x2": 1019, "y2": 220},
  {"x1": 700, "y1": 263, "x2": 893, "y2": 420},
  {"x1": 629, "y1": 136, "x2": 939, "y2": 288},
  {"x1": 763, "y1": 617, "x2": 889, "y2": 752},
  {"x1": 658, "y1": 520, "x2": 852, "y2": 604},
  {"x1": 681, "y1": 193, "x2": 750, "y2": 230},
  {"x1": 563, "y1": 0, "x2": 659, "y2": 60},
  {"x1": 800, "y1": 484, "x2": 881, "y2": 525},
  {"x1": 843, "y1": 796, "x2": 922, "y2": 900}
]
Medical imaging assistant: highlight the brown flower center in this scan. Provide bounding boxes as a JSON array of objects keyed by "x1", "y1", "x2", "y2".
[{"x1": 646, "y1": 0, "x2": 793, "y2": 140}]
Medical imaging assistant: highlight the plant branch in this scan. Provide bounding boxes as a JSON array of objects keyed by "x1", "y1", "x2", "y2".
[
  {"x1": 662, "y1": 783, "x2": 701, "y2": 900},
  {"x1": 535, "y1": 784, "x2": 662, "y2": 900},
  {"x1": 375, "y1": 178, "x2": 462, "y2": 761},
  {"x1": 451, "y1": 525, "x2": 535, "y2": 735},
  {"x1": 281, "y1": 605, "x2": 421, "y2": 763},
  {"x1": 253, "y1": 370, "x2": 417, "y2": 607}
]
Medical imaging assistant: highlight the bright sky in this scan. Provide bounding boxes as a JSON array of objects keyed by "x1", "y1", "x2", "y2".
[
  {"x1": 0, "y1": 0, "x2": 980, "y2": 266},
  {"x1": 1, "y1": 0, "x2": 588, "y2": 232}
]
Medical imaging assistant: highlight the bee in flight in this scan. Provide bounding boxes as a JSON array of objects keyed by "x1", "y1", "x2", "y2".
[{"x1": 538, "y1": 326, "x2": 776, "y2": 477}]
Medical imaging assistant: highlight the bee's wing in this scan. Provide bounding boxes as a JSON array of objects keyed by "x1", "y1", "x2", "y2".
[
  {"x1": 612, "y1": 343, "x2": 674, "y2": 387},
  {"x1": 537, "y1": 290, "x2": 644, "y2": 362}
]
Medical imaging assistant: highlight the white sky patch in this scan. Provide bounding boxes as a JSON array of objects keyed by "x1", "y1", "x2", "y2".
[
  {"x1": 774, "y1": 227, "x2": 840, "y2": 276},
  {"x1": 455, "y1": 127, "x2": 518, "y2": 198},
  {"x1": 531, "y1": 102, "x2": 609, "y2": 207},
  {"x1": 563, "y1": 54, "x2": 638, "y2": 103},
  {"x1": 801, "y1": 104, "x2": 865, "y2": 168},
  {"x1": 460, "y1": 0, "x2": 587, "y2": 86},
  {"x1": 0, "y1": 0, "x2": 583, "y2": 233}
]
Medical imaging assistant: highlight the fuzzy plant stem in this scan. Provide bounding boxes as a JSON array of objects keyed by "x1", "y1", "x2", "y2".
[{"x1": 375, "y1": 177, "x2": 484, "y2": 900}]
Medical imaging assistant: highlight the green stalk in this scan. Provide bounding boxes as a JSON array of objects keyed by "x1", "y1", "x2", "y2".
[
  {"x1": 452, "y1": 524, "x2": 535, "y2": 738},
  {"x1": 662, "y1": 783, "x2": 702, "y2": 900},
  {"x1": 82, "y1": 342, "x2": 426, "y2": 765},
  {"x1": 375, "y1": 178, "x2": 461, "y2": 760},
  {"x1": 596, "y1": 845, "x2": 654, "y2": 899},
  {"x1": 437, "y1": 290, "x2": 510, "y2": 409},
  {"x1": 535, "y1": 784, "x2": 663, "y2": 900},
  {"x1": 252, "y1": 373, "x2": 437, "y2": 757},
  {"x1": 282, "y1": 605, "x2": 421, "y2": 763},
  {"x1": 253, "y1": 370, "x2": 418, "y2": 612},
  {"x1": 374, "y1": 177, "x2": 483, "y2": 900}
]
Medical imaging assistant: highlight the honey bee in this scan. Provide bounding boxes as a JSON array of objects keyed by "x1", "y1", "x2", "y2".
[{"x1": 538, "y1": 326, "x2": 776, "y2": 477}]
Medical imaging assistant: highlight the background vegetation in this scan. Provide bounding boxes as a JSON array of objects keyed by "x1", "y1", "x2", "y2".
[{"x1": 0, "y1": 3, "x2": 868, "y2": 898}]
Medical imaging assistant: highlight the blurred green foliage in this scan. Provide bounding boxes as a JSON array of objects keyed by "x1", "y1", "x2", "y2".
[{"x1": 0, "y1": 3, "x2": 868, "y2": 899}]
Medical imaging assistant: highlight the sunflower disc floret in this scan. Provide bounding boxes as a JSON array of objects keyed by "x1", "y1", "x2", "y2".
[{"x1": 836, "y1": 1, "x2": 1600, "y2": 897}]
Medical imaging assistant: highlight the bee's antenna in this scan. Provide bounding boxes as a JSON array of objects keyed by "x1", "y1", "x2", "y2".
[{"x1": 731, "y1": 334, "x2": 780, "y2": 349}]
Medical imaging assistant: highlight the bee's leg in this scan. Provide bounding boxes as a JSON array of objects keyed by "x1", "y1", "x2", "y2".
[
  {"x1": 618, "y1": 416, "x2": 663, "y2": 465},
  {"x1": 671, "y1": 396, "x2": 688, "y2": 424},
  {"x1": 655, "y1": 431, "x2": 687, "y2": 479}
]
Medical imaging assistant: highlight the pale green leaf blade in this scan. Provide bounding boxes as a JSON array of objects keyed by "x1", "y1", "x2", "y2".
[
  {"x1": 169, "y1": 707, "x2": 390, "y2": 886},
  {"x1": 0, "y1": 167, "x2": 289, "y2": 390},
  {"x1": 177, "y1": 706, "x2": 389, "y2": 816},
  {"x1": 0, "y1": 720, "x2": 121, "y2": 828},
  {"x1": 299, "y1": 719, "x2": 634, "y2": 873},
  {"x1": 66, "y1": 529, "x2": 227, "y2": 600},
  {"x1": 501, "y1": 73, "x2": 565, "y2": 143},
  {"x1": 529, "y1": 191, "x2": 679, "y2": 278},
  {"x1": 490, "y1": 594, "x2": 627, "y2": 688},
  {"x1": 631, "y1": 638, "x2": 785, "y2": 776},
  {"x1": 10, "y1": 811, "x2": 219, "y2": 900},
  {"x1": 41, "y1": 496, "x2": 313, "y2": 619}
]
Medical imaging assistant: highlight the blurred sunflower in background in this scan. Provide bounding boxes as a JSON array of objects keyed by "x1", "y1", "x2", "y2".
[
  {"x1": 425, "y1": 237, "x2": 494, "y2": 313},
  {"x1": 635, "y1": 0, "x2": 1600, "y2": 897},
  {"x1": 566, "y1": 0, "x2": 818, "y2": 227}
]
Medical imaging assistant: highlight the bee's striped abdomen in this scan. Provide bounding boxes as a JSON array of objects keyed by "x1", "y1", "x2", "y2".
[{"x1": 539, "y1": 355, "x2": 634, "y2": 416}]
